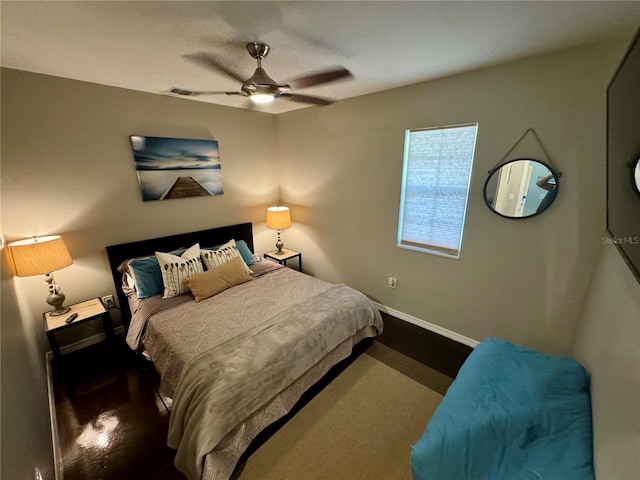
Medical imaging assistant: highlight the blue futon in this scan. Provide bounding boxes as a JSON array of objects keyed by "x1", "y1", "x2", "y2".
[{"x1": 411, "y1": 337, "x2": 594, "y2": 480}]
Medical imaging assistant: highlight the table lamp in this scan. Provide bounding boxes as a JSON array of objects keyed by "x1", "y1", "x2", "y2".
[
  {"x1": 6, "y1": 235, "x2": 74, "y2": 315},
  {"x1": 266, "y1": 206, "x2": 291, "y2": 255}
]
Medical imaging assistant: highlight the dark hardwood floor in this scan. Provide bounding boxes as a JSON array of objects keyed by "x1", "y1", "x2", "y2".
[
  {"x1": 50, "y1": 316, "x2": 472, "y2": 479},
  {"x1": 376, "y1": 312, "x2": 473, "y2": 378},
  {"x1": 50, "y1": 339, "x2": 184, "y2": 479}
]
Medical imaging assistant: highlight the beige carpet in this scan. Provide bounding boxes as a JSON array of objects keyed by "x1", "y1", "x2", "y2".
[{"x1": 232, "y1": 342, "x2": 450, "y2": 480}]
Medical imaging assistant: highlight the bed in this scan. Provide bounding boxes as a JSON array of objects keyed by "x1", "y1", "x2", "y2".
[{"x1": 105, "y1": 222, "x2": 383, "y2": 480}]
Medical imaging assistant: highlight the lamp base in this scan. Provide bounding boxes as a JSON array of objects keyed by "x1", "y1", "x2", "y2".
[
  {"x1": 48, "y1": 306, "x2": 71, "y2": 316},
  {"x1": 47, "y1": 291, "x2": 70, "y2": 316},
  {"x1": 275, "y1": 238, "x2": 285, "y2": 255}
]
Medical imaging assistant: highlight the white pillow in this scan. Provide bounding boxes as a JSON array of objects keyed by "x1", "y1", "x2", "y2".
[
  {"x1": 156, "y1": 243, "x2": 204, "y2": 298},
  {"x1": 123, "y1": 272, "x2": 136, "y2": 290},
  {"x1": 201, "y1": 239, "x2": 252, "y2": 274}
]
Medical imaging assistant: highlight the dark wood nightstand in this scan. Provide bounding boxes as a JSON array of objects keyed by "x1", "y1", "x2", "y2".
[
  {"x1": 44, "y1": 298, "x2": 115, "y2": 360},
  {"x1": 264, "y1": 248, "x2": 302, "y2": 271}
]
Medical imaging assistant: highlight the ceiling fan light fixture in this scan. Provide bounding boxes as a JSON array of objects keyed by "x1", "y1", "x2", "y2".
[{"x1": 250, "y1": 93, "x2": 275, "y2": 104}]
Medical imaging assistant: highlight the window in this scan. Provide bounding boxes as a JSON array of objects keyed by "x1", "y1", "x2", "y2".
[{"x1": 397, "y1": 123, "x2": 478, "y2": 258}]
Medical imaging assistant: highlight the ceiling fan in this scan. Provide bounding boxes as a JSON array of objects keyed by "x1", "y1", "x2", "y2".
[{"x1": 170, "y1": 42, "x2": 353, "y2": 106}]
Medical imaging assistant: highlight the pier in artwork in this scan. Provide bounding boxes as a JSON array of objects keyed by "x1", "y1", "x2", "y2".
[{"x1": 161, "y1": 176, "x2": 212, "y2": 199}]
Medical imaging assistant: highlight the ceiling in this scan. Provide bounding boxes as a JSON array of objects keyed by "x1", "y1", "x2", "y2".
[{"x1": 2, "y1": 1, "x2": 639, "y2": 114}]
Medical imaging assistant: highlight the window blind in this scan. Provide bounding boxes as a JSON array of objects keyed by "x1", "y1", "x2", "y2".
[{"x1": 398, "y1": 124, "x2": 478, "y2": 258}]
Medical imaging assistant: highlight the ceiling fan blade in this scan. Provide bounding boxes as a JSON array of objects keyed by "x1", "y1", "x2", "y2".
[
  {"x1": 200, "y1": 91, "x2": 247, "y2": 96},
  {"x1": 287, "y1": 67, "x2": 353, "y2": 90},
  {"x1": 279, "y1": 93, "x2": 333, "y2": 106},
  {"x1": 183, "y1": 52, "x2": 246, "y2": 83},
  {"x1": 169, "y1": 87, "x2": 246, "y2": 97}
]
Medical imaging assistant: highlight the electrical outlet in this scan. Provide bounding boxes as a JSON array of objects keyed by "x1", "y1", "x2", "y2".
[
  {"x1": 102, "y1": 295, "x2": 115, "y2": 309},
  {"x1": 388, "y1": 277, "x2": 397, "y2": 289}
]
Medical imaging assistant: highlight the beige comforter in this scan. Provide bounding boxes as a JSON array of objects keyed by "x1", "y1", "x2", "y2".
[
  {"x1": 128, "y1": 262, "x2": 382, "y2": 480},
  {"x1": 167, "y1": 283, "x2": 382, "y2": 479}
]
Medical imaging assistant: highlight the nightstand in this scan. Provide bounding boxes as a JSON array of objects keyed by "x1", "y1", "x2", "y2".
[
  {"x1": 44, "y1": 298, "x2": 115, "y2": 360},
  {"x1": 264, "y1": 248, "x2": 302, "y2": 271}
]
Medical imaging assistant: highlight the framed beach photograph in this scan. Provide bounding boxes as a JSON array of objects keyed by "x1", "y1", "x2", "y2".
[{"x1": 129, "y1": 135, "x2": 223, "y2": 201}]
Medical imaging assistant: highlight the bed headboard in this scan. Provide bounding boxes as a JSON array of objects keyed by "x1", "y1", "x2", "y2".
[{"x1": 105, "y1": 222, "x2": 254, "y2": 325}]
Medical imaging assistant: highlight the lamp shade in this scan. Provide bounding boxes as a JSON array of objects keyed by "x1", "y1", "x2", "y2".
[
  {"x1": 6, "y1": 235, "x2": 73, "y2": 277},
  {"x1": 266, "y1": 206, "x2": 291, "y2": 230}
]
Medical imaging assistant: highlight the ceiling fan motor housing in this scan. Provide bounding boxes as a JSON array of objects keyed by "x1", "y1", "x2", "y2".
[
  {"x1": 242, "y1": 67, "x2": 287, "y2": 97},
  {"x1": 246, "y1": 42, "x2": 270, "y2": 59}
]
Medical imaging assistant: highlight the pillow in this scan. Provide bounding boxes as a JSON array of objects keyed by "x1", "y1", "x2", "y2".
[
  {"x1": 236, "y1": 239, "x2": 256, "y2": 266},
  {"x1": 156, "y1": 244, "x2": 204, "y2": 299},
  {"x1": 122, "y1": 272, "x2": 136, "y2": 291},
  {"x1": 123, "y1": 247, "x2": 187, "y2": 299},
  {"x1": 127, "y1": 255, "x2": 165, "y2": 298},
  {"x1": 185, "y1": 256, "x2": 252, "y2": 303},
  {"x1": 116, "y1": 260, "x2": 137, "y2": 291},
  {"x1": 201, "y1": 239, "x2": 252, "y2": 274}
]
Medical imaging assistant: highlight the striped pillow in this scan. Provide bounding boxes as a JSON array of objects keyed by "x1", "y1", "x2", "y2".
[
  {"x1": 156, "y1": 243, "x2": 204, "y2": 299},
  {"x1": 201, "y1": 239, "x2": 252, "y2": 274}
]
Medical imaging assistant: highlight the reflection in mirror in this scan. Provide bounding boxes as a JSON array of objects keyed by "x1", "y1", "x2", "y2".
[
  {"x1": 634, "y1": 156, "x2": 640, "y2": 196},
  {"x1": 484, "y1": 158, "x2": 559, "y2": 218}
]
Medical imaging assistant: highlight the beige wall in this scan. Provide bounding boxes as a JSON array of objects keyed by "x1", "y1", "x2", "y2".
[
  {"x1": 571, "y1": 243, "x2": 640, "y2": 479},
  {"x1": 274, "y1": 38, "x2": 640, "y2": 474},
  {"x1": 275, "y1": 39, "x2": 629, "y2": 355},
  {"x1": 1, "y1": 68, "x2": 279, "y2": 478},
  {"x1": 1, "y1": 68, "x2": 279, "y2": 345},
  {"x1": 1, "y1": 255, "x2": 55, "y2": 480}
]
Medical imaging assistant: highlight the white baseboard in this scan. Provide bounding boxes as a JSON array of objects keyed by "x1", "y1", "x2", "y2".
[
  {"x1": 45, "y1": 353, "x2": 63, "y2": 480},
  {"x1": 373, "y1": 302, "x2": 479, "y2": 348}
]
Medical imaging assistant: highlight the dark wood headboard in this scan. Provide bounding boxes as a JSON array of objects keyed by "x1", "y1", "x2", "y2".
[{"x1": 105, "y1": 222, "x2": 254, "y2": 325}]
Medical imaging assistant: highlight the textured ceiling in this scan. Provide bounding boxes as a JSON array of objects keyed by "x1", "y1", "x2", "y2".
[{"x1": 1, "y1": 1, "x2": 639, "y2": 114}]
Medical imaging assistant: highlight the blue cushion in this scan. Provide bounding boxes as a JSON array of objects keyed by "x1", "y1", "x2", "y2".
[
  {"x1": 128, "y1": 248, "x2": 185, "y2": 298},
  {"x1": 235, "y1": 240, "x2": 256, "y2": 265},
  {"x1": 202, "y1": 239, "x2": 255, "y2": 266},
  {"x1": 411, "y1": 337, "x2": 594, "y2": 480},
  {"x1": 128, "y1": 256, "x2": 163, "y2": 298}
]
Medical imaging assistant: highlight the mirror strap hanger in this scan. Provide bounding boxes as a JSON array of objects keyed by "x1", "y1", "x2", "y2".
[{"x1": 489, "y1": 128, "x2": 562, "y2": 177}]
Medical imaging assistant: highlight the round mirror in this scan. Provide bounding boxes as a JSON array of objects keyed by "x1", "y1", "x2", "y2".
[
  {"x1": 633, "y1": 155, "x2": 640, "y2": 196},
  {"x1": 483, "y1": 158, "x2": 559, "y2": 218}
]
